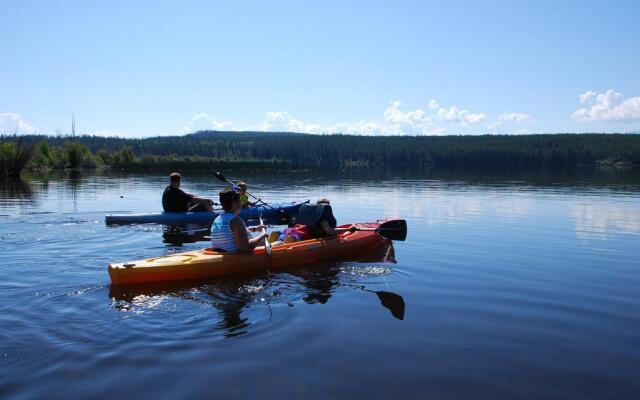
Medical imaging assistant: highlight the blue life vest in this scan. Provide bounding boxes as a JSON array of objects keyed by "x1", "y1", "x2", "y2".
[{"x1": 211, "y1": 212, "x2": 240, "y2": 252}]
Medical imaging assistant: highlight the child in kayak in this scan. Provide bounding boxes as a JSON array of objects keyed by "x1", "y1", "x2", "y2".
[
  {"x1": 211, "y1": 188, "x2": 267, "y2": 253},
  {"x1": 235, "y1": 182, "x2": 257, "y2": 208}
]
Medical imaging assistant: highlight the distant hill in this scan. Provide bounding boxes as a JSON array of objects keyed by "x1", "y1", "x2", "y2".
[{"x1": 3, "y1": 131, "x2": 640, "y2": 169}]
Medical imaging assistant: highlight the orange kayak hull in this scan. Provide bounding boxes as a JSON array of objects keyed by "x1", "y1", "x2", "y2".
[{"x1": 109, "y1": 222, "x2": 390, "y2": 285}]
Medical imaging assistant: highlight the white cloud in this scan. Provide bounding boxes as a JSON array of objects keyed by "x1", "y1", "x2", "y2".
[
  {"x1": 0, "y1": 112, "x2": 36, "y2": 134},
  {"x1": 579, "y1": 90, "x2": 597, "y2": 104},
  {"x1": 488, "y1": 112, "x2": 535, "y2": 130},
  {"x1": 261, "y1": 111, "x2": 306, "y2": 132},
  {"x1": 112, "y1": 100, "x2": 534, "y2": 137},
  {"x1": 573, "y1": 89, "x2": 640, "y2": 122},
  {"x1": 428, "y1": 99, "x2": 485, "y2": 126},
  {"x1": 383, "y1": 101, "x2": 430, "y2": 125},
  {"x1": 257, "y1": 101, "x2": 444, "y2": 135},
  {"x1": 87, "y1": 129, "x2": 128, "y2": 137},
  {"x1": 182, "y1": 112, "x2": 234, "y2": 133}
]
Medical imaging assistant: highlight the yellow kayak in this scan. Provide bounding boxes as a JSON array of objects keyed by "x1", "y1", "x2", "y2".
[{"x1": 109, "y1": 220, "x2": 404, "y2": 285}]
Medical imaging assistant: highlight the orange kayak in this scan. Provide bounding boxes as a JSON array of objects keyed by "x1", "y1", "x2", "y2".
[{"x1": 109, "y1": 221, "x2": 392, "y2": 285}]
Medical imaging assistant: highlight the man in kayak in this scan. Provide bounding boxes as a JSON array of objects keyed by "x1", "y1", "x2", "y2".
[
  {"x1": 271, "y1": 198, "x2": 354, "y2": 243},
  {"x1": 210, "y1": 188, "x2": 268, "y2": 253},
  {"x1": 162, "y1": 172, "x2": 214, "y2": 212}
]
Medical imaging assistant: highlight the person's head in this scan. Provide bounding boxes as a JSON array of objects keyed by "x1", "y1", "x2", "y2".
[
  {"x1": 169, "y1": 172, "x2": 181, "y2": 188},
  {"x1": 316, "y1": 198, "x2": 331, "y2": 205},
  {"x1": 237, "y1": 181, "x2": 248, "y2": 193},
  {"x1": 219, "y1": 187, "x2": 241, "y2": 214}
]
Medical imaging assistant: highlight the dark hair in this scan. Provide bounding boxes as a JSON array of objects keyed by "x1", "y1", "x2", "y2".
[
  {"x1": 219, "y1": 187, "x2": 240, "y2": 211},
  {"x1": 169, "y1": 172, "x2": 181, "y2": 183}
]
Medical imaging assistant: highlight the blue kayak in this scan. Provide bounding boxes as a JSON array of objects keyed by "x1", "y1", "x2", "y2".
[{"x1": 105, "y1": 201, "x2": 308, "y2": 225}]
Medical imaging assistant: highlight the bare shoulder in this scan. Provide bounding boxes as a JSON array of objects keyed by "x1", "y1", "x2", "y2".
[{"x1": 229, "y1": 215, "x2": 245, "y2": 230}]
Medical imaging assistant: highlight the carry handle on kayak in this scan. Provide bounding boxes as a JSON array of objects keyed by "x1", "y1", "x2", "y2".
[
  {"x1": 213, "y1": 171, "x2": 291, "y2": 220},
  {"x1": 353, "y1": 219, "x2": 407, "y2": 241}
]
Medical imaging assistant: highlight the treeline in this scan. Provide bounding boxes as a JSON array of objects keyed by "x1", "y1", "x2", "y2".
[
  {"x1": 0, "y1": 138, "x2": 136, "y2": 177},
  {"x1": 2, "y1": 131, "x2": 639, "y2": 176}
]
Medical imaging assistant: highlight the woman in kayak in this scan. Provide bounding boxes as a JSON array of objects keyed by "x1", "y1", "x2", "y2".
[
  {"x1": 162, "y1": 172, "x2": 214, "y2": 212},
  {"x1": 211, "y1": 188, "x2": 268, "y2": 253}
]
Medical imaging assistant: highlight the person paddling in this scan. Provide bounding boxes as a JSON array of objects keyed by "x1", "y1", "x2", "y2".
[
  {"x1": 162, "y1": 172, "x2": 213, "y2": 212},
  {"x1": 235, "y1": 182, "x2": 257, "y2": 208},
  {"x1": 211, "y1": 188, "x2": 268, "y2": 253}
]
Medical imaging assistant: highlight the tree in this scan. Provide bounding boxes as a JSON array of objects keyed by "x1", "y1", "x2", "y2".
[
  {"x1": 96, "y1": 148, "x2": 112, "y2": 165},
  {"x1": 63, "y1": 141, "x2": 88, "y2": 169},
  {"x1": 0, "y1": 140, "x2": 34, "y2": 177},
  {"x1": 117, "y1": 146, "x2": 135, "y2": 163}
]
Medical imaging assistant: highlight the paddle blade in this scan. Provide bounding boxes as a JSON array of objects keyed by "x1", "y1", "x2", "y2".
[
  {"x1": 377, "y1": 219, "x2": 407, "y2": 241},
  {"x1": 259, "y1": 213, "x2": 272, "y2": 257},
  {"x1": 376, "y1": 291, "x2": 405, "y2": 320},
  {"x1": 213, "y1": 171, "x2": 228, "y2": 183}
]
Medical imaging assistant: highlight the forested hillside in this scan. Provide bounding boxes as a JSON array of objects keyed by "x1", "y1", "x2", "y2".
[{"x1": 2, "y1": 131, "x2": 639, "y2": 174}]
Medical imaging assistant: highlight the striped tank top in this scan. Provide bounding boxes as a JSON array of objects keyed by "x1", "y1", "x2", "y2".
[{"x1": 211, "y1": 212, "x2": 240, "y2": 252}]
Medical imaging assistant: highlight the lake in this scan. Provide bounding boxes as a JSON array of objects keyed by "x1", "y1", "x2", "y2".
[{"x1": 1, "y1": 168, "x2": 639, "y2": 399}]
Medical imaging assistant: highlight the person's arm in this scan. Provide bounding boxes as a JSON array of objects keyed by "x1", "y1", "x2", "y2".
[
  {"x1": 230, "y1": 218, "x2": 267, "y2": 253},
  {"x1": 319, "y1": 220, "x2": 355, "y2": 236},
  {"x1": 191, "y1": 195, "x2": 213, "y2": 205},
  {"x1": 183, "y1": 191, "x2": 213, "y2": 211}
]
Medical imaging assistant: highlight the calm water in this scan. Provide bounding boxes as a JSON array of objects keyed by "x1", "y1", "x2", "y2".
[{"x1": 1, "y1": 168, "x2": 639, "y2": 399}]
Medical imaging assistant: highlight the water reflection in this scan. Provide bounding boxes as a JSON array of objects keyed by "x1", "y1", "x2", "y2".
[
  {"x1": 573, "y1": 203, "x2": 640, "y2": 240},
  {"x1": 109, "y1": 244, "x2": 403, "y2": 337},
  {"x1": 0, "y1": 177, "x2": 35, "y2": 207}
]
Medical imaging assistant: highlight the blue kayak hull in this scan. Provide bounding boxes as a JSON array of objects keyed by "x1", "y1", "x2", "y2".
[{"x1": 105, "y1": 201, "x2": 307, "y2": 225}]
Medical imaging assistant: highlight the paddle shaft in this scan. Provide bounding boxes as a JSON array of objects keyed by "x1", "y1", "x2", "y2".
[
  {"x1": 354, "y1": 227, "x2": 400, "y2": 232},
  {"x1": 259, "y1": 213, "x2": 272, "y2": 272},
  {"x1": 213, "y1": 171, "x2": 289, "y2": 216}
]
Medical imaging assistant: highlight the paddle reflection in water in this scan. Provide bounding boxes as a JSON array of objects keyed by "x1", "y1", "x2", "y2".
[{"x1": 109, "y1": 243, "x2": 403, "y2": 338}]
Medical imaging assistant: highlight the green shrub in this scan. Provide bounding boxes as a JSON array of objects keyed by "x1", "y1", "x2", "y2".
[
  {"x1": 63, "y1": 141, "x2": 89, "y2": 169},
  {"x1": 0, "y1": 140, "x2": 34, "y2": 177},
  {"x1": 96, "y1": 148, "x2": 112, "y2": 165},
  {"x1": 117, "y1": 146, "x2": 135, "y2": 163}
]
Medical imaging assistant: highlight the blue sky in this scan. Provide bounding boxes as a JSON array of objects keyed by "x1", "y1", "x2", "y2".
[{"x1": 1, "y1": 0, "x2": 639, "y2": 137}]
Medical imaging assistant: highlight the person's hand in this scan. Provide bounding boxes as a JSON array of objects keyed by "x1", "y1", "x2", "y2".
[{"x1": 348, "y1": 226, "x2": 357, "y2": 233}]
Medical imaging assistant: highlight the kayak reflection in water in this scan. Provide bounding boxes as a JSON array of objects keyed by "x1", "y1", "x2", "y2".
[
  {"x1": 109, "y1": 257, "x2": 405, "y2": 339},
  {"x1": 162, "y1": 172, "x2": 214, "y2": 212},
  {"x1": 269, "y1": 198, "x2": 356, "y2": 244},
  {"x1": 210, "y1": 188, "x2": 268, "y2": 253}
]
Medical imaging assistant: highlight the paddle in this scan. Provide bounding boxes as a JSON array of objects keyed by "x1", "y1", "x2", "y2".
[
  {"x1": 259, "y1": 211, "x2": 272, "y2": 270},
  {"x1": 353, "y1": 219, "x2": 407, "y2": 241},
  {"x1": 169, "y1": 218, "x2": 408, "y2": 243},
  {"x1": 213, "y1": 171, "x2": 290, "y2": 219}
]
